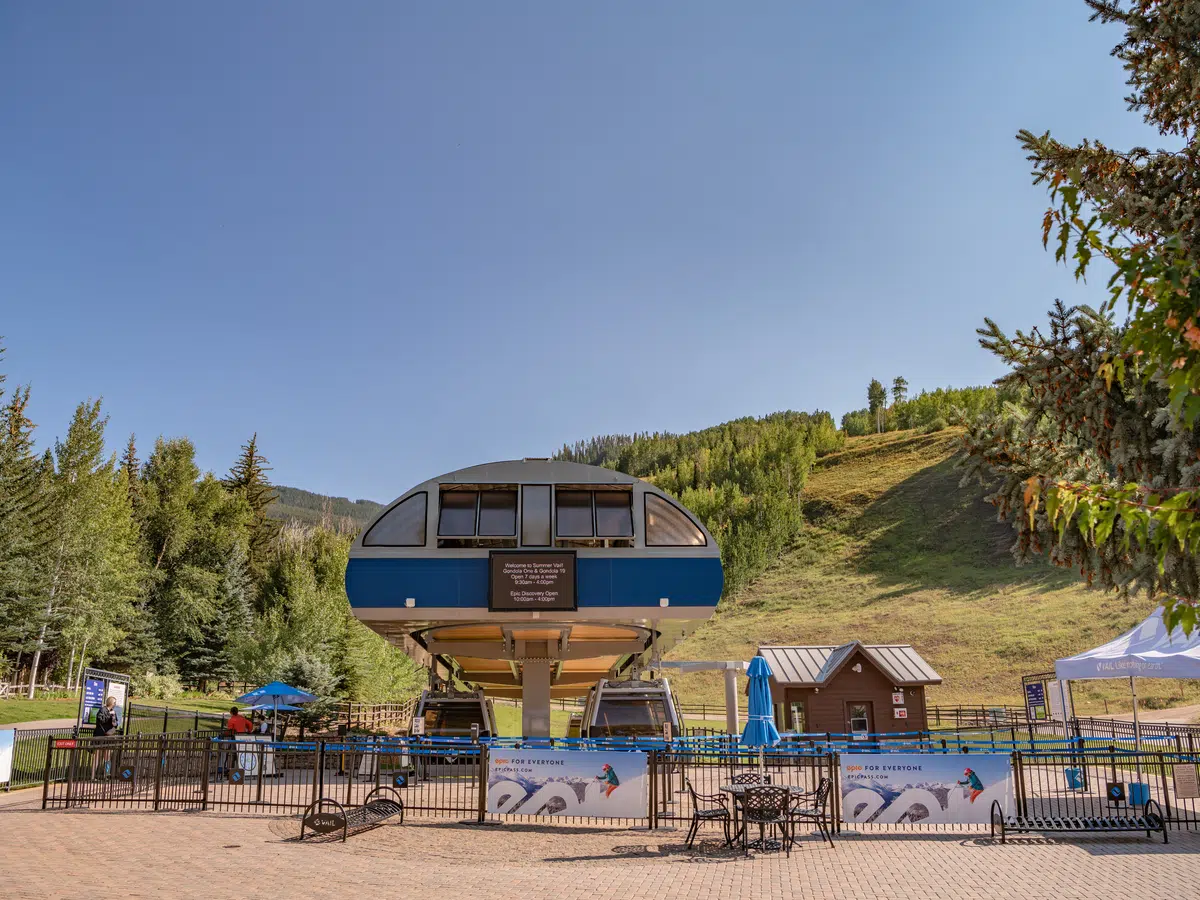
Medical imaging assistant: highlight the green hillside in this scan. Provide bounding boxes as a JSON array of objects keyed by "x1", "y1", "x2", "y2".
[
  {"x1": 666, "y1": 429, "x2": 1191, "y2": 715},
  {"x1": 268, "y1": 485, "x2": 384, "y2": 529}
]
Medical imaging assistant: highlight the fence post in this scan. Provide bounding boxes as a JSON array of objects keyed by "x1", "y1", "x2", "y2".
[
  {"x1": 648, "y1": 750, "x2": 657, "y2": 829},
  {"x1": 41, "y1": 735, "x2": 55, "y2": 809},
  {"x1": 1158, "y1": 752, "x2": 1171, "y2": 823},
  {"x1": 201, "y1": 740, "x2": 212, "y2": 811},
  {"x1": 64, "y1": 741, "x2": 77, "y2": 808},
  {"x1": 162, "y1": 707, "x2": 169, "y2": 734},
  {"x1": 152, "y1": 734, "x2": 165, "y2": 811},
  {"x1": 477, "y1": 744, "x2": 488, "y2": 824},
  {"x1": 831, "y1": 752, "x2": 841, "y2": 835}
]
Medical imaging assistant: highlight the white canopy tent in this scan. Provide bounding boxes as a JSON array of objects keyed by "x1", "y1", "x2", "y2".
[{"x1": 1055, "y1": 606, "x2": 1200, "y2": 753}]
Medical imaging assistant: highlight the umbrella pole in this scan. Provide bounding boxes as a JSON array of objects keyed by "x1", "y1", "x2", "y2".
[{"x1": 274, "y1": 698, "x2": 278, "y2": 743}]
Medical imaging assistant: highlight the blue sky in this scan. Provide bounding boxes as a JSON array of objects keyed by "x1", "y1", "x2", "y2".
[{"x1": 0, "y1": 3, "x2": 1165, "y2": 501}]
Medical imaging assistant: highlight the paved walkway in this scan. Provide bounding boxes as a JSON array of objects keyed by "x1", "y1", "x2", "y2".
[
  {"x1": 2, "y1": 789, "x2": 1197, "y2": 900},
  {"x1": 3, "y1": 718, "x2": 77, "y2": 730}
]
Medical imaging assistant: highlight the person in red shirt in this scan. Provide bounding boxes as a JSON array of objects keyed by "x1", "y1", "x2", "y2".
[
  {"x1": 219, "y1": 706, "x2": 255, "y2": 774},
  {"x1": 225, "y1": 707, "x2": 254, "y2": 736}
]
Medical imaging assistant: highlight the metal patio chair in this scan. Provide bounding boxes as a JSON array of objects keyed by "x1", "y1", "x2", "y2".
[
  {"x1": 741, "y1": 785, "x2": 792, "y2": 857},
  {"x1": 684, "y1": 779, "x2": 732, "y2": 849},
  {"x1": 786, "y1": 777, "x2": 834, "y2": 849}
]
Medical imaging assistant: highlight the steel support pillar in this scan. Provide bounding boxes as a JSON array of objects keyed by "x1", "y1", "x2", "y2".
[{"x1": 521, "y1": 659, "x2": 552, "y2": 737}]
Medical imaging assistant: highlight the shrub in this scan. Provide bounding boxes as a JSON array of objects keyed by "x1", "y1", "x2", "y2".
[
  {"x1": 922, "y1": 417, "x2": 948, "y2": 434},
  {"x1": 132, "y1": 671, "x2": 183, "y2": 700}
]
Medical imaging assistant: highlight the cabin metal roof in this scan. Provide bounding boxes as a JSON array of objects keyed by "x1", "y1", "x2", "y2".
[
  {"x1": 757, "y1": 641, "x2": 942, "y2": 687},
  {"x1": 427, "y1": 459, "x2": 639, "y2": 487}
]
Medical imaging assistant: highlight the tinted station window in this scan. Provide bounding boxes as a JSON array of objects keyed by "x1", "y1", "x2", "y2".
[
  {"x1": 478, "y1": 490, "x2": 517, "y2": 536},
  {"x1": 644, "y1": 494, "x2": 706, "y2": 546},
  {"x1": 362, "y1": 492, "x2": 427, "y2": 546},
  {"x1": 555, "y1": 490, "x2": 595, "y2": 537},
  {"x1": 594, "y1": 492, "x2": 633, "y2": 537},
  {"x1": 521, "y1": 485, "x2": 551, "y2": 546},
  {"x1": 438, "y1": 491, "x2": 478, "y2": 536}
]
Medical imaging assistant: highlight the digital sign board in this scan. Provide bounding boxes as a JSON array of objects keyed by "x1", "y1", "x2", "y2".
[{"x1": 488, "y1": 551, "x2": 577, "y2": 612}]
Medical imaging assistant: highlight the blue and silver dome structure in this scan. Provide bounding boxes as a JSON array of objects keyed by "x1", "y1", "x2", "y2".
[{"x1": 346, "y1": 459, "x2": 724, "y2": 736}]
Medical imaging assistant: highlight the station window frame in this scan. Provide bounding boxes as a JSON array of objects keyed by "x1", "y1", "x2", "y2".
[
  {"x1": 361, "y1": 491, "x2": 428, "y2": 547},
  {"x1": 643, "y1": 492, "x2": 708, "y2": 547},
  {"x1": 438, "y1": 490, "x2": 480, "y2": 537},
  {"x1": 521, "y1": 484, "x2": 552, "y2": 547}
]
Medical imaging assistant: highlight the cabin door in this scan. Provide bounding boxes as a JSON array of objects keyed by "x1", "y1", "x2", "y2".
[{"x1": 845, "y1": 701, "x2": 874, "y2": 740}]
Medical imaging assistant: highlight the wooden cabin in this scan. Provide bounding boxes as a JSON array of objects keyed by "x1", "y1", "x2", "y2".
[{"x1": 757, "y1": 641, "x2": 942, "y2": 737}]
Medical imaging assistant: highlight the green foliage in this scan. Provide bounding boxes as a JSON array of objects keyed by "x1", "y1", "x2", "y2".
[
  {"x1": 892, "y1": 376, "x2": 909, "y2": 405},
  {"x1": 268, "y1": 486, "x2": 383, "y2": 529},
  {"x1": 557, "y1": 411, "x2": 842, "y2": 596},
  {"x1": 0, "y1": 344, "x2": 422, "y2": 705},
  {"x1": 132, "y1": 670, "x2": 183, "y2": 700},
  {"x1": 963, "y1": 1, "x2": 1200, "y2": 633}
]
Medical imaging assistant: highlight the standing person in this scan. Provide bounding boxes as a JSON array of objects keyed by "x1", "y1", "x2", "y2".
[
  {"x1": 219, "y1": 706, "x2": 255, "y2": 774},
  {"x1": 91, "y1": 696, "x2": 120, "y2": 779}
]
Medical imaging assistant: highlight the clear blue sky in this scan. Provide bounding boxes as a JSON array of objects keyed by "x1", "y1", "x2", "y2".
[{"x1": 0, "y1": 3, "x2": 1164, "y2": 502}]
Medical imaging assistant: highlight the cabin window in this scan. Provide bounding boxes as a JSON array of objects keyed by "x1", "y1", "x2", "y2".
[
  {"x1": 521, "y1": 485, "x2": 551, "y2": 546},
  {"x1": 478, "y1": 490, "x2": 517, "y2": 536},
  {"x1": 555, "y1": 490, "x2": 594, "y2": 537},
  {"x1": 594, "y1": 492, "x2": 634, "y2": 538},
  {"x1": 438, "y1": 491, "x2": 478, "y2": 536},
  {"x1": 362, "y1": 492, "x2": 427, "y2": 547},
  {"x1": 644, "y1": 494, "x2": 706, "y2": 546},
  {"x1": 848, "y1": 703, "x2": 870, "y2": 735}
]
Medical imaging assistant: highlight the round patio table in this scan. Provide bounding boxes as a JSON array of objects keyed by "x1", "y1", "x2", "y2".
[{"x1": 719, "y1": 784, "x2": 810, "y2": 851}]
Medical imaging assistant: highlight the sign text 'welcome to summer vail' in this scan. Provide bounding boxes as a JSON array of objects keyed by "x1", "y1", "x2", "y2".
[{"x1": 489, "y1": 552, "x2": 576, "y2": 611}]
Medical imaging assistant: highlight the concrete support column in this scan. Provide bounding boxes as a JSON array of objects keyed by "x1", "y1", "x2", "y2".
[
  {"x1": 724, "y1": 666, "x2": 740, "y2": 735},
  {"x1": 521, "y1": 659, "x2": 553, "y2": 737}
]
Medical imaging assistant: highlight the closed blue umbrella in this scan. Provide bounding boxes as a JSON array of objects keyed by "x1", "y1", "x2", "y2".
[
  {"x1": 235, "y1": 682, "x2": 318, "y2": 740},
  {"x1": 741, "y1": 656, "x2": 780, "y2": 779}
]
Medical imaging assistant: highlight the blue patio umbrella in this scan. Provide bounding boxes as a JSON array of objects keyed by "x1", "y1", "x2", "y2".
[
  {"x1": 741, "y1": 656, "x2": 781, "y2": 778},
  {"x1": 235, "y1": 682, "x2": 318, "y2": 740}
]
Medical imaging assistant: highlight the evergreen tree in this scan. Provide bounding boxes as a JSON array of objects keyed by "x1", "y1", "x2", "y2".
[
  {"x1": 964, "y1": 1, "x2": 1200, "y2": 633},
  {"x1": 224, "y1": 434, "x2": 279, "y2": 584},
  {"x1": 892, "y1": 376, "x2": 908, "y2": 406},
  {"x1": 121, "y1": 434, "x2": 141, "y2": 512},
  {"x1": 0, "y1": 358, "x2": 53, "y2": 677},
  {"x1": 867, "y1": 380, "x2": 888, "y2": 432}
]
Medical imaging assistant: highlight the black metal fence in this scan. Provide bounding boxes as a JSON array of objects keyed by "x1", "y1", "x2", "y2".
[{"x1": 38, "y1": 734, "x2": 1199, "y2": 837}]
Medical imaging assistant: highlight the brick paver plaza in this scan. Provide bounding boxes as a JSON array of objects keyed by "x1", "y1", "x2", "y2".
[{"x1": 2, "y1": 788, "x2": 1197, "y2": 899}]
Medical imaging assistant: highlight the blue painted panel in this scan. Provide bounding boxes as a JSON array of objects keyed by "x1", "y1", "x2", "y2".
[{"x1": 346, "y1": 556, "x2": 723, "y2": 610}]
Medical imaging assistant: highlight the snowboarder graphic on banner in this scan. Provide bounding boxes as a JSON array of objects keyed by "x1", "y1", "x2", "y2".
[
  {"x1": 595, "y1": 763, "x2": 620, "y2": 798},
  {"x1": 958, "y1": 767, "x2": 985, "y2": 804}
]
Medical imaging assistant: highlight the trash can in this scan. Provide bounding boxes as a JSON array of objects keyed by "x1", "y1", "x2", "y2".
[
  {"x1": 1064, "y1": 767, "x2": 1084, "y2": 790},
  {"x1": 1129, "y1": 782, "x2": 1150, "y2": 806}
]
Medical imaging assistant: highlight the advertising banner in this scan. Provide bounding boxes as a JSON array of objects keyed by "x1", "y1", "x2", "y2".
[
  {"x1": 0, "y1": 729, "x2": 13, "y2": 785},
  {"x1": 487, "y1": 749, "x2": 647, "y2": 818},
  {"x1": 840, "y1": 753, "x2": 1013, "y2": 825}
]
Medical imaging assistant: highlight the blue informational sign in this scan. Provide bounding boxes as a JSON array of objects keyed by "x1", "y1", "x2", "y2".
[
  {"x1": 1024, "y1": 682, "x2": 1046, "y2": 719},
  {"x1": 840, "y1": 753, "x2": 1014, "y2": 825},
  {"x1": 487, "y1": 749, "x2": 648, "y2": 818},
  {"x1": 82, "y1": 678, "x2": 106, "y2": 726}
]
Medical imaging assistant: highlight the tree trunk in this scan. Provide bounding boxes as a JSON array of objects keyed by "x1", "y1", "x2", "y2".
[
  {"x1": 66, "y1": 644, "x2": 77, "y2": 691},
  {"x1": 75, "y1": 635, "x2": 90, "y2": 691},
  {"x1": 26, "y1": 600, "x2": 53, "y2": 699}
]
